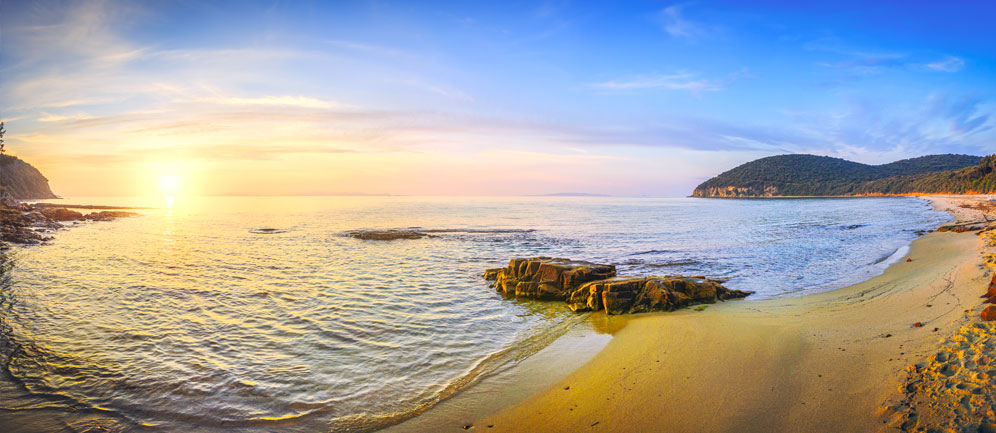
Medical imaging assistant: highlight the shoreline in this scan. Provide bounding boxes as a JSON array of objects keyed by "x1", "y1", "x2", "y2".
[{"x1": 389, "y1": 195, "x2": 994, "y2": 432}]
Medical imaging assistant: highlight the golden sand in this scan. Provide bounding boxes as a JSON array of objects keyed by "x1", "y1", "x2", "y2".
[{"x1": 459, "y1": 196, "x2": 995, "y2": 433}]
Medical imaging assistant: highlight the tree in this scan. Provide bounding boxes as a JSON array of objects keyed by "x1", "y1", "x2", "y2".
[{"x1": 0, "y1": 121, "x2": 5, "y2": 155}]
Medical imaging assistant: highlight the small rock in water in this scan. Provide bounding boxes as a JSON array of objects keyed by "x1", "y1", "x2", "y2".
[{"x1": 345, "y1": 229, "x2": 429, "y2": 241}]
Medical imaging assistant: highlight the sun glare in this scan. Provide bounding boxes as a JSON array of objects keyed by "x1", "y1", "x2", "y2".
[{"x1": 160, "y1": 175, "x2": 182, "y2": 196}]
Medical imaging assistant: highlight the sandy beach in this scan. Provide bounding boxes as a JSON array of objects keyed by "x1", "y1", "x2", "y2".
[{"x1": 405, "y1": 196, "x2": 996, "y2": 433}]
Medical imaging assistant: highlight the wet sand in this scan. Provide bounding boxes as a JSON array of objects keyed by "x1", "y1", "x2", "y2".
[{"x1": 404, "y1": 195, "x2": 994, "y2": 432}]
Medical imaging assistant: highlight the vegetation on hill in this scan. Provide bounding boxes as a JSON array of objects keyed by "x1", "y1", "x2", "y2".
[
  {"x1": 0, "y1": 154, "x2": 59, "y2": 199},
  {"x1": 852, "y1": 155, "x2": 996, "y2": 195},
  {"x1": 692, "y1": 154, "x2": 984, "y2": 197}
]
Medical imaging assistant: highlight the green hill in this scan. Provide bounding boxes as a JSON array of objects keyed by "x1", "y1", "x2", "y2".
[
  {"x1": 0, "y1": 155, "x2": 59, "y2": 199},
  {"x1": 692, "y1": 154, "x2": 983, "y2": 197},
  {"x1": 852, "y1": 155, "x2": 996, "y2": 195}
]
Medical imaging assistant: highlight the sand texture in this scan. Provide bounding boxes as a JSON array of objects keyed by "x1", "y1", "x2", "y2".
[{"x1": 463, "y1": 196, "x2": 996, "y2": 433}]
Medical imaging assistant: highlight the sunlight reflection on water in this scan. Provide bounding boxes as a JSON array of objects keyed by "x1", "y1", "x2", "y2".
[{"x1": 0, "y1": 196, "x2": 950, "y2": 432}]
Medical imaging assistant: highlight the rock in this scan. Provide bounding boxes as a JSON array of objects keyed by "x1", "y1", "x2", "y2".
[
  {"x1": 567, "y1": 276, "x2": 752, "y2": 315},
  {"x1": 2, "y1": 203, "x2": 139, "y2": 247},
  {"x1": 485, "y1": 257, "x2": 752, "y2": 315},
  {"x1": 490, "y1": 257, "x2": 616, "y2": 301},
  {"x1": 983, "y1": 306, "x2": 996, "y2": 321},
  {"x1": 345, "y1": 229, "x2": 430, "y2": 240},
  {"x1": 39, "y1": 207, "x2": 84, "y2": 221},
  {"x1": 483, "y1": 268, "x2": 502, "y2": 281},
  {"x1": 84, "y1": 211, "x2": 138, "y2": 221},
  {"x1": 983, "y1": 274, "x2": 996, "y2": 301}
]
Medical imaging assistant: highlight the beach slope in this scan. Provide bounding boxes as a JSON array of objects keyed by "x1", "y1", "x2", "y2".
[{"x1": 475, "y1": 196, "x2": 990, "y2": 433}]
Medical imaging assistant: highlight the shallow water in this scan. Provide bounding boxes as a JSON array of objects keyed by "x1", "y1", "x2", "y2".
[{"x1": 0, "y1": 196, "x2": 950, "y2": 432}]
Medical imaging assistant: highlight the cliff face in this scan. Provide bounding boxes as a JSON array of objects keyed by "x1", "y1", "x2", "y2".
[
  {"x1": 0, "y1": 155, "x2": 59, "y2": 199},
  {"x1": 692, "y1": 185, "x2": 780, "y2": 198}
]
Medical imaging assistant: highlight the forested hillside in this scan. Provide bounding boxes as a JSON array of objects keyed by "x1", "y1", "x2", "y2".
[{"x1": 692, "y1": 154, "x2": 984, "y2": 197}]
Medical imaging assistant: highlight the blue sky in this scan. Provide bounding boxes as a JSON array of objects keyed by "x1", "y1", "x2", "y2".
[{"x1": 1, "y1": 0, "x2": 994, "y2": 196}]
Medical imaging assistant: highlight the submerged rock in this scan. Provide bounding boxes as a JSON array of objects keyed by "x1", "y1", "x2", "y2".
[
  {"x1": 40, "y1": 207, "x2": 84, "y2": 221},
  {"x1": 83, "y1": 210, "x2": 139, "y2": 221},
  {"x1": 485, "y1": 257, "x2": 752, "y2": 314},
  {"x1": 345, "y1": 229, "x2": 431, "y2": 241}
]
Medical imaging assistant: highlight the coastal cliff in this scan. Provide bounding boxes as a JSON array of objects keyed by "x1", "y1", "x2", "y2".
[
  {"x1": 692, "y1": 153, "x2": 984, "y2": 198},
  {"x1": 0, "y1": 155, "x2": 58, "y2": 199}
]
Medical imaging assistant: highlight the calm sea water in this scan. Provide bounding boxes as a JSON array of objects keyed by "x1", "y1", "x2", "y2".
[{"x1": 0, "y1": 196, "x2": 950, "y2": 432}]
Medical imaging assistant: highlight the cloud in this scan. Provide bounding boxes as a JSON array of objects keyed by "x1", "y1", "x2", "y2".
[
  {"x1": 657, "y1": 4, "x2": 705, "y2": 39},
  {"x1": 926, "y1": 56, "x2": 965, "y2": 72},
  {"x1": 592, "y1": 73, "x2": 722, "y2": 94},
  {"x1": 200, "y1": 95, "x2": 339, "y2": 109},
  {"x1": 37, "y1": 113, "x2": 95, "y2": 122},
  {"x1": 929, "y1": 93, "x2": 989, "y2": 135},
  {"x1": 591, "y1": 68, "x2": 753, "y2": 95},
  {"x1": 807, "y1": 37, "x2": 966, "y2": 75},
  {"x1": 325, "y1": 40, "x2": 416, "y2": 59}
]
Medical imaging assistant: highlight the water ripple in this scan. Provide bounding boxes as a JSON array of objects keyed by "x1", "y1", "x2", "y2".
[{"x1": 0, "y1": 196, "x2": 951, "y2": 432}]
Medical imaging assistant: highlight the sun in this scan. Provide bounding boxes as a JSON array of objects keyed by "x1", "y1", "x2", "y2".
[{"x1": 160, "y1": 175, "x2": 182, "y2": 196}]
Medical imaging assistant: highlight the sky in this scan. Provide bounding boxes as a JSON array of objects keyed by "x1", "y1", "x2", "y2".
[{"x1": 1, "y1": 0, "x2": 994, "y2": 197}]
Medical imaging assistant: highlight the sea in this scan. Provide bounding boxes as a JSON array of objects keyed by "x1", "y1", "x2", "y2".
[{"x1": 0, "y1": 196, "x2": 951, "y2": 432}]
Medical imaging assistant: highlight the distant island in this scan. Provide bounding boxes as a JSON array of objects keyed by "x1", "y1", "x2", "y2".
[
  {"x1": 533, "y1": 192, "x2": 611, "y2": 197},
  {"x1": 693, "y1": 153, "x2": 996, "y2": 197}
]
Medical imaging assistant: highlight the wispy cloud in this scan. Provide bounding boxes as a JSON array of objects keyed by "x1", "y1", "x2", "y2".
[
  {"x1": 38, "y1": 113, "x2": 95, "y2": 122},
  {"x1": 200, "y1": 95, "x2": 340, "y2": 109},
  {"x1": 592, "y1": 73, "x2": 720, "y2": 94},
  {"x1": 807, "y1": 37, "x2": 966, "y2": 75},
  {"x1": 325, "y1": 40, "x2": 416, "y2": 59},
  {"x1": 592, "y1": 68, "x2": 753, "y2": 95},
  {"x1": 657, "y1": 4, "x2": 706, "y2": 39},
  {"x1": 926, "y1": 56, "x2": 965, "y2": 72}
]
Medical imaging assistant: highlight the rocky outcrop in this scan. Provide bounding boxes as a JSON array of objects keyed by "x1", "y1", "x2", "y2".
[
  {"x1": 1, "y1": 202, "x2": 139, "y2": 247},
  {"x1": 484, "y1": 257, "x2": 752, "y2": 314},
  {"x1": 485, "y1": 257, "x2": 617, "y2": 301},
  {"x1": 566, "y1": 276, "x2": 753, "y2": 314},
  {"x1": 40, "y1": 207, "x2": 84, "y2": 221},
  {"x1": 84, "y1": 210, "x2": 139, "y2": 221},
  {"x1": 0, "y1": 155, "x2": 58, "y2": 199},
  {"x1": 345, "y1": 229, "x2": 432, "y2": 240}
]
